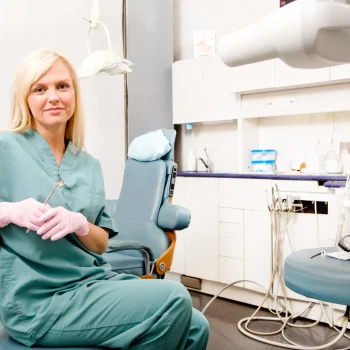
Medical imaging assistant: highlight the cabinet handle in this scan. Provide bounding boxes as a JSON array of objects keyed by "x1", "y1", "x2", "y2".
[{"x1": 267, "y1": 100, "x2": 296, "y2": 107}]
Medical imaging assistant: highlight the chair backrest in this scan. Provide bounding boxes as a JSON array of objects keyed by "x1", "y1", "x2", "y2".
[{"x1": 111, "y1": 129, "x2": 176, "y2": 259}]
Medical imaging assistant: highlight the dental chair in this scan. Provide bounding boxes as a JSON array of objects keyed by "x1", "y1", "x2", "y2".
[
  {"x1": 103, "y1": 129, "x2": 191, "y2": 279},
  {"x1": 0, "y1": 129, "x2": 191, "y2": 349}
]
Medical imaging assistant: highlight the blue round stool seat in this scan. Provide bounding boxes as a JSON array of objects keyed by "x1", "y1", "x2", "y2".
[{"x1": 284, "y1": 247, "x2": 350, "y2": 306}]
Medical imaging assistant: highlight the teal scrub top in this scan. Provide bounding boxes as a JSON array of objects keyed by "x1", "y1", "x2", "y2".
[{"x1": 0, "y1": 129, "x2": 118, "y2": 347}]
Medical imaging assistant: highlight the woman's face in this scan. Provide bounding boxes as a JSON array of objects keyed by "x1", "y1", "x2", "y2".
[{"x1": 27, "y1": 60, "x2": 76, "y2": 131}]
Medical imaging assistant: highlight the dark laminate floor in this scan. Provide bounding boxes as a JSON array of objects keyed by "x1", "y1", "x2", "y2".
[{"x1": 190, "y1": 291, "x2": 350, "y2": 350}]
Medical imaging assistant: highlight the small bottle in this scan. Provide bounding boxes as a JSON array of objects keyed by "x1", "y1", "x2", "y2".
[{"x1": 187, "y1": 148, "x2": 197, "y2": 172}]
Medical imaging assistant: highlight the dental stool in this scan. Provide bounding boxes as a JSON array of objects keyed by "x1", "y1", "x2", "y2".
[
  {"x1": 0, "y1": 129, "x2": 191, "y2": 349},
  {"x1": 103, "y1": 129, "x2": 190, "y2": 279},
  {"x1": 284, "y1": 247, "x2": 350, "y2": 347}
]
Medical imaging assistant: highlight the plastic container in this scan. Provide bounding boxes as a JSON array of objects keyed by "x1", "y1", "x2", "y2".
[
  {"x1": 325, "y1": 151, "x2": 342, "y2": 174},
  {"x1": 251, "y1": 160, "x2": 276, "y2": 173},
  {"x1": 250, "y1": 149, "x2": 277, "y2": 161}
]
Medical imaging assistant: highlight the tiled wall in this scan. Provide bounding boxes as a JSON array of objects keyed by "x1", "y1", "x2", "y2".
[
  {"x1": 259, "y1": 112, "x2": 350, "y2": 171},
  {"x1": 175, "y1": 122, "x2": 238, "y2": 172}
]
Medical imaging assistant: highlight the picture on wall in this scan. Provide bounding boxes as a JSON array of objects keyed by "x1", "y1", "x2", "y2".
[
  {"x1": 194, "y1": 31, "x2": 216, "y2": 58},
  {"x1": 280, "y1": 0, "x2": 297, "y2": 7}
]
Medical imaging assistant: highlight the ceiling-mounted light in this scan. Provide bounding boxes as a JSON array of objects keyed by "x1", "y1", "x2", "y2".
[{"x1": 78, "y1": 0, "x2": 133, "y2": 79}]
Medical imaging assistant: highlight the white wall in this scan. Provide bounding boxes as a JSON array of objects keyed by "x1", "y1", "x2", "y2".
[
  {"x1": 173, "y1": 0, "x2": 279, "y2": 61},
  {"x1": 0, "y1": 0, "x2": 125, "y2": 198}
]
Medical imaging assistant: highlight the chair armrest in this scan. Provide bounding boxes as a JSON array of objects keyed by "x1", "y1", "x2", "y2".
[
  {"x1": 157, "y1": 201, "x2": 191, "y2": 231},
  {"x1": 106, "y1": 239, "x2": 155, "y2": 262}
]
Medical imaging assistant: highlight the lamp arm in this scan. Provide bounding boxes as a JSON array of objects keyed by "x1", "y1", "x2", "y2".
[
  {"x1": 86, "y1": 20, "x2": 113, "y2": 55},
  {"x1": 90, "y1": 0, "x2": 100, "y2": 29}
]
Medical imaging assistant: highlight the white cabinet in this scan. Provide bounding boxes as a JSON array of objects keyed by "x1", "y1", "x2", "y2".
[
  {"x1": 172, "y1": 59, "x2": 202, "y2": 124},
  {"x1": 220, "y1": 257, "x2": 244, "y2": 285},
  {"x1": 172, "y1": 56, "x2": 239, "y2": 124},
  {"x1": 274, "y1": 59, "x2": 329, "y2": 88},
  {"x1": 202, "y1": 55, "x2": 239, "y2": 122},
  {"x1": 275, "y1": 212, "x2": 321, "y2": 301},
  {"x1": 219, "y1": 222, "x2": 244, "y2": 259},
  {"x1": 219, "y1": 178, "x2": 272, "y2": 211},
  {"x1": 244, "y1": 210, "x2": 272, "y2": 292},
  {"x1": 330, "y1": 64, "x2": 350, "y2": 81},
  {"x1": 184, "y1": 177, "x2": 220, "y2": 281},
  {"x1": 241, "y1": 83, "x2": 350, "y2": 119},
  {"x1": 171, "y1": 176, "x2": 220, "y2": 281},
  {"x1": 227, "y1": 60, "x2": 275, "y2": 93},
  {"x1": 172, "y1": 176, "x2": 342, "y2": 310},
  {"x1": 218, "y1": 208, "x2": 244, "y2": 285}
]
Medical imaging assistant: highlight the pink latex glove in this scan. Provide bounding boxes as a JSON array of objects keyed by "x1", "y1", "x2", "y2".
[
  {"x1": 37, "y1": 206, "x2": 89, "y2": 241},
  {"x1": 0, "y1": 199, "x2": 49, "y2": 230}
]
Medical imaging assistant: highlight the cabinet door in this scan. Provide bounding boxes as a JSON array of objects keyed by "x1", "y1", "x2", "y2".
[
  {"x1": 227, "y1": 60, "x2": 275, "y2": 93},
  {"x1": 201, "y1": 55, "x2": 238, "y2": 122},
  {"x1": 276, "y1": 213, "x2": 320, "y2": 301},
  {"x1": 184, "y1": 177, "x2": 219, "y2": 281},
  {"x1": 244, "y1": 210, "x2": 272, "y2": 292},
  {"x1": 275, "y1": 59, "x2": 329, "y2": 88},
  {"x1": 219, "y1": 178, "x2": 272, "y2": 211},
  {"x1": 330, "y1": 64, "x2": 350, "y2": 81},
  {"x1": 170, "y1": 176, "x2": 186, "y2": 274},
  {"x1": 172, "y1": 59, "x2": 202, "y2": 124},
  {"x1": 242, "y1": 83, "x2": 350, "y2": 118}
]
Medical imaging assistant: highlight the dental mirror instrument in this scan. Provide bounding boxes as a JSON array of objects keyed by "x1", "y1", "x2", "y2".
[{"x1": 26, "y1": 180, "x2": 65, "y2": 233}]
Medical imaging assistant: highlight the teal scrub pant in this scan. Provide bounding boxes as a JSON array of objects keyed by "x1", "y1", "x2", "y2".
[{"x1": 36, "y1": 274, "x2": 209, "y2": 349}]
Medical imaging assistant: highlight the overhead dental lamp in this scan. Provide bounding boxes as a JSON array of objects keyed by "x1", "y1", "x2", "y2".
[
  {"x1": 78, "y1": 0, "x2": 133, "y2": 79},
  {"x1": 219, "y1": 0, "x2": 350, "y2": 69}
]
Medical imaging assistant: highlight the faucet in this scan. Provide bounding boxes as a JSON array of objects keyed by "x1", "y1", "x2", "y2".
[{"x1": 199, "y1": 147, "x2": 213, "y2": 172}]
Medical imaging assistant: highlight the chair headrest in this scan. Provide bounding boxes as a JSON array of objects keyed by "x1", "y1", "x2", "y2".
[
  {"x1": 128, "y1": 129, "x2": 176, "y2": 162},
  {"x1": 161, "y1": 129, "x2": 176, "y2": 161}
]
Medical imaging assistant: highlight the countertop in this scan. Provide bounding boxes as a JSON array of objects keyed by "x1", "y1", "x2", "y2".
[{"x1": 177, "y1": 171, "x2": 347, "y2": 184}]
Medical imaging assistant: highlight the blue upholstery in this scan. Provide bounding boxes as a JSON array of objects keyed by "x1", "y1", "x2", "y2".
[
  {"x1": 103, "y1": 159, "x2": 170, "y2": 275},
  {"x1": 103, "y1": 129, "x2": 191, "y2": 277},
  {"x1": 284, "y1": 247, "x2": 350, "y2": 306},
  {"x1": 110, "y1": 159, "x2": 170, "y2": 257},
  {"x1": 158, "y1": 201, "x2": 191, "y2": 231}
]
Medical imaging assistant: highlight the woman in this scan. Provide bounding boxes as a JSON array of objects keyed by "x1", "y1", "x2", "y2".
[{"x1": 0, "y1": 49, "x2": 209, "y2": 349}]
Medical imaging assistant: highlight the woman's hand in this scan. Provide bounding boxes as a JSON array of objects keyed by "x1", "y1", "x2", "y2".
[
  {"x1": 37, "y1": 206, "x2": 89, "y2": 241},
  {"x1": 0, "y1": 198, "x2": 49, "y2": 230}
]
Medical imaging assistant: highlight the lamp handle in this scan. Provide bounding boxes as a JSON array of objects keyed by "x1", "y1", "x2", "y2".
[{"x1": 86, "y1": 20, "x2": 113, "y2": 55}]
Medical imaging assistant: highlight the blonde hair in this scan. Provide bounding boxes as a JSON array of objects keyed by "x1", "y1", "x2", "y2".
[{"x1": 9, "y1": 49, "x2": 85, "y2": 151}]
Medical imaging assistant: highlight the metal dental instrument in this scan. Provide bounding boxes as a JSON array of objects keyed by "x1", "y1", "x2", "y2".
[{"x1": 26, "y1": 180, "x2": 65, "y2": 233}]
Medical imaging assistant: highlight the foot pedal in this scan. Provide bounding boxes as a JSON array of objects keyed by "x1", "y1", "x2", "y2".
[{"x1": 180, "y1": 275, "x2": 202, "y2": 290}]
